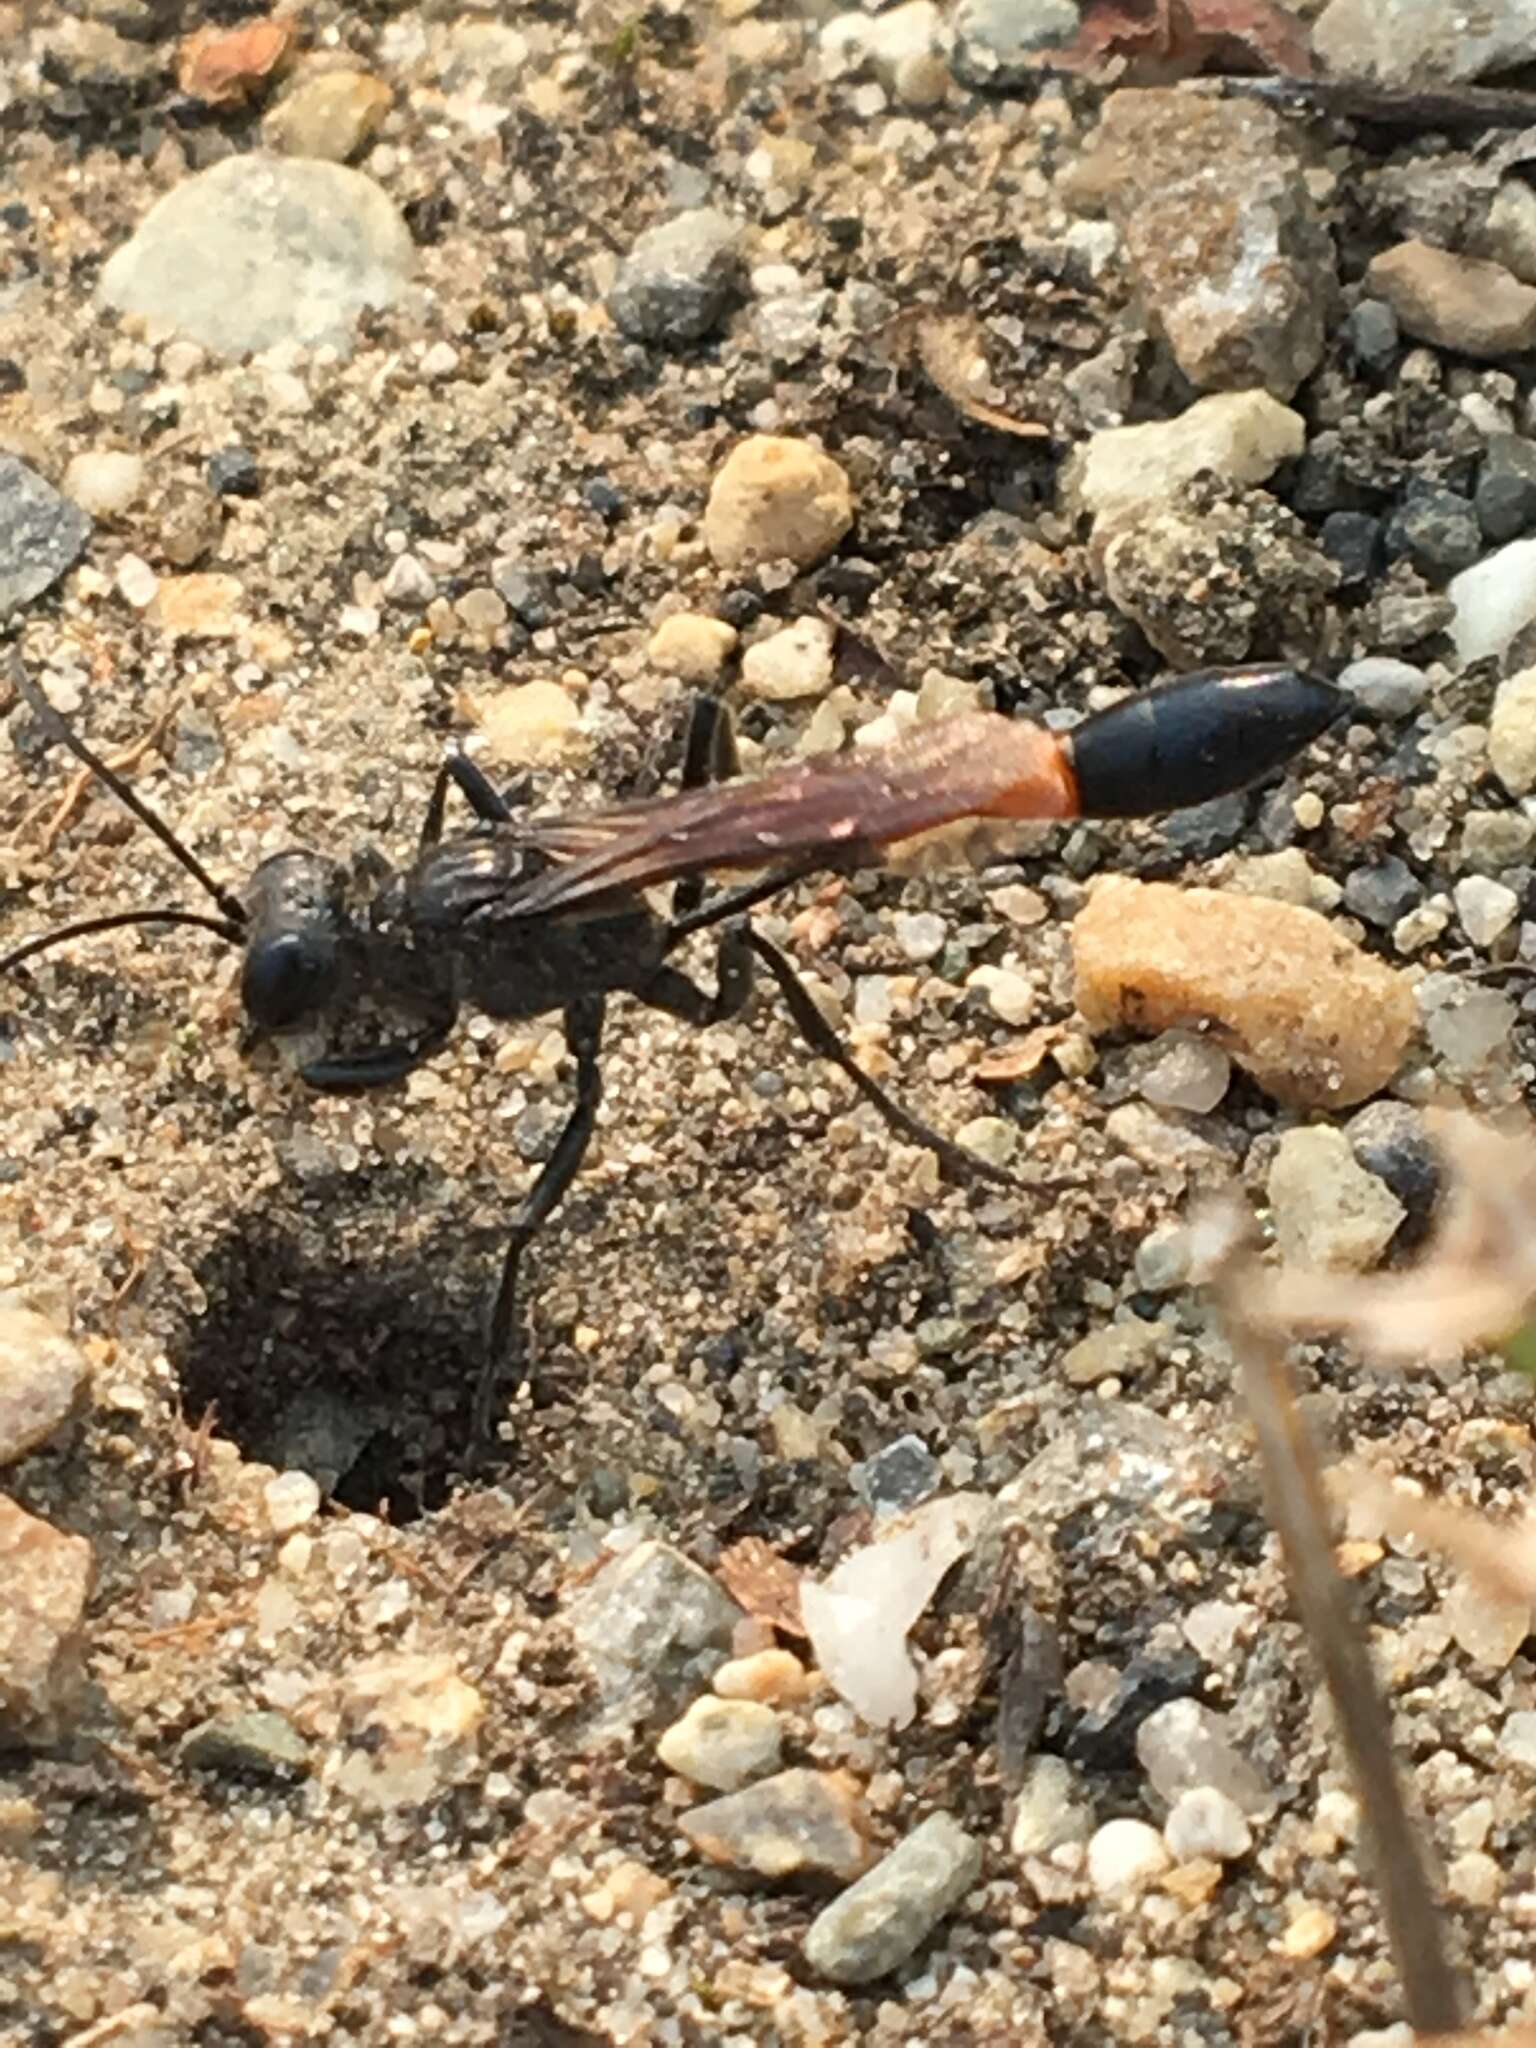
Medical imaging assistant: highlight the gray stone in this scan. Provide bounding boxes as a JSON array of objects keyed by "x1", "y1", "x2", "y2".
[
  {"x1": 1386, "y1": 487, "x2": 1481, "y2": 581},
  {"x1": 1344, "y1": 856, "x2": 1421, "y2": 929},
  {"x1": 1477, "y1": 435, "x2": 1536, "y2": 544},
  {"x1": 0, "y1": 1305, "x2": 89, "y2": 1466},
  {"x1": 949, "y1": 0, "x2": 1078, "y2": 91},
  {"x1": 1315, "y1": 0, "x2": 1536, "y2": 90},
  {"x1": 681, "y1": 1768, "x2": 873, "y2": 1880},
  {"x1": 1009, "y1": 1754, "x2": 1093, "y2": 1857},
  {"x1": 1163, "y1": 1785, "x2": 1253, "y2": 1862},
  {"x1": 566, "y1": 1540, "x2": 743, "y2": 1733},
  {"x1": 181, "y1": 1710, "x2": 312, "y2": 1777},
  {"x1": 1336, "y1": 657, "x2": 1429, "y2": 719},
  {"x1": 100, "y1": 154, "x2": 414, "y2": 358},
  {"x1": 608, "y1": 208, "x2": 742, "y2": 347},
  {"x1": 1346, "y1": 298, "x2": 1399, "y2": 367},
  {"x1": 0, "y1": 456, "x2": 91, "y2": 618},
  {"x1": 853, "y1": 1435, "x2": 942, "y2": 1515},
  {"x1": 803, "y1": 1812, "x2": 981, "y2": 1985}
]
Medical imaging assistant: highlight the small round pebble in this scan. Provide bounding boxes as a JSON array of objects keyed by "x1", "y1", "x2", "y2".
[
  {"x1": 1336, "y1": 657, "x2": 1428, "y2": 719},
  {"x1": 740, "y1": 616, "x2": 836, "y2": 700},
  {"x1": 1385, "y1": 485, "x2": 1481, "y2": 581},
  {"x1": 648, "y1": 612, "x2": 739, "y2": 683},
  {"x1": 656, "y1": 1695, "x2": 782, "y2": 1791},
  {"x1": 1455, "y1": 875, "x2": 1520, "y2": 948},
  {"x1": 264, "y1": 1469, "x2": 321, "y2": 1535},
  {"x1": 479, "y1": 681, "x2": 583, "y2": 766},
  {"x1": 1490, "y1": 666, "x2": 1536, "y2": 795},
  {"x1": 264, "y1": 69, "x2": 392, "y2": 164},
  {"x1": 1086, "y1": 1817, "x2": 1172, "y2": 1897},
  {"x1": 208, "y1": 447, "x2": 261, "y2": 498},
  {"x1": 62, "y1": 450, "x2": 144, "y2": 520},
  {"x1": 1476, "y1": 433, "x2": 1536, "y2": 543},
  {"x1": 893, "y1": 910, "x2": 947, "y2": 963},
  {"x1": 712, "y1": 1650, "x2": 813, "y2": 1706},
  {"x1": 704, "y1": 436, "x2": 855, "y2": 572},
  {"x1": 1163, "y1": 1786, "x2": 1253, "y2": 1863}
]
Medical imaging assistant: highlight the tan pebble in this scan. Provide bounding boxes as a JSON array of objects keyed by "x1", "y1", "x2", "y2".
[
  {"x1": 1072, "y1": 876, "x2": 1414, "y2": 1108},
  {"x1": 1275, "y1": 1902, "x2": 1336, "y2": 1959},
  {"x1": 1367, "y1": 239, "x2": 1536, "y2": 358},
  {"x1": 1162, "y1": 1858, "x2": 1224, "y2": 1906},
  {"x1": 0, "y1": 1306, "x2": 89, "y2": 1467},
  {"x1": 153, "y1": 572, "x2": 244, "y2": 639},
  {"x1": 479, "y1": 680, "x2": 584, "y2": 765},
  {"x1": 704, "y1": 435, "x2": 854, "y2": 571},
  {"x1": 1490, "y1": 666, "x2": 1536, "y2": 796},
  {"x1": 712, "y1": 1648, "x2": 812, "y2": 1705},
  {"x1": 1334, "y1": 1539, "x2": 1385, "y2": 1578},
  {"x1": 1266, "y1": 1127, "x2": 1405, "y2": 1273},
  {"x1": 648, "y1": 611, "x2": 738, "y2": 682},
  {"x1": 265, "y1": 69, "x2": 392, "y2": 162},
  {"x1": 0, "y1": 1495, "x2": 95, "y2": 1740},
  {"x1": 1442, "y1": 1573, "x2": 1532, "y2": 1672},
  {"x1": 656, "y1": 1694, "x2": 782, "y2": 1790},
  {"x1": 740, "y1": 616, "x2": 836, "y2": 700}
]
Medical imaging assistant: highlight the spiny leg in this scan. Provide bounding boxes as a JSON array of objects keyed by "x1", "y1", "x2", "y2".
[
  {"x1": 419, "y1": 749, "x2": 522, "y2": 850},
  {"x1": 476, "y1": 992, "x2": 606, "y2": 1442}
]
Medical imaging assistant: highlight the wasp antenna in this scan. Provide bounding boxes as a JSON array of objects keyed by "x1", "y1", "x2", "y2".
[
  {"x1": 7, "y1": 655, "x2": 248, "y2": 927},
  {"x1": 0, "y1": 907, "x2": 245, "y2": 978}
]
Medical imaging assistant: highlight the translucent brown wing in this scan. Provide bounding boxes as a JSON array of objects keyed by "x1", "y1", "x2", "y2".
[{"x1": 496, "y1": 711, "x2": 1074, "y2": 920}]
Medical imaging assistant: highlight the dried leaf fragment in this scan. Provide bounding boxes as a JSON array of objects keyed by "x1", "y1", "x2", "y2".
[
  {"x1": 716, "y1": 1537, "x2": 806, "y2": 1637},
  {"x1": 1060, "y1": 0, "x2": 1314, "y2": 83},
  {"x1": 179, "y1": 16, "x2": 297, "y2": 105},
  {"x1": 914, "y1": 317, "x2": 1050, "y2": 440}
]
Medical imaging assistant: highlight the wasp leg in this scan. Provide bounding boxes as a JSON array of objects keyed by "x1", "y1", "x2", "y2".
[
  {"x1": 476, "y1": 992, "x2": 606, "y2": 1442},
  {"x1": 299, "y1": 1014, "x2": 455, "y2": 1091},
  {"x1": 1069, "y1": 664, "x2": 1346, "y2": 819},
  {"x1": 670, "y1": 694, "x2": 741, "y2": 919},
  {"x1": 418, "y1": 751, "x2": 523, "y2": 851}
]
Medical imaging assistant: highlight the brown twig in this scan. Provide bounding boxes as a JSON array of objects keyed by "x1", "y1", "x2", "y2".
[{"x1": 1216, "y1": 1232, "x2": 1467, "y2": 2036}]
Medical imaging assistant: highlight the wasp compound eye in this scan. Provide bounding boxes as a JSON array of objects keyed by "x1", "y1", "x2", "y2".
[{"x1": 241, "y1": 929, "x2": 340, "y2": 1030}]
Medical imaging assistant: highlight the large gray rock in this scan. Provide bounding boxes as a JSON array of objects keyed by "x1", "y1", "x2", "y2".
[
  {"x1": 1314, "y1": 0, "x2": 1536, "y2": 88},
  {"x1": 100, "y1": 154, "x2": 414, "y2": 358},
  {"x1": 0, "y1": 457, "x2": 91, "y2": 618}
]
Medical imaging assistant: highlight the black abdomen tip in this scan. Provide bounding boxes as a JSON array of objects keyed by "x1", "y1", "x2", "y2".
[{"x1": 1070, "y1": 665, "x2": 1346, "y2": 820}]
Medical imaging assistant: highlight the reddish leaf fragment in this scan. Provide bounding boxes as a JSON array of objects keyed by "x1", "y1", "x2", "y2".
[
  {"x1": 716, "y1": 1537, "x2": 806, "y2": 1638},
  {"x1": 1055, "y1": 0, "x2": 1313, "y2": 84},
  {"x1": 179, "y1": 16, "x2": 297, "y2": 106}
]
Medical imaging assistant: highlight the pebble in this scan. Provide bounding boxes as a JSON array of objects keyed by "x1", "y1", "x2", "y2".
[
  {"x1": 1500, "y1": 1708, "x2": 1536, "y2": 1769},
  {"x1": 893, "y1": 910, "x2": 948, "y2": 963},
  {"x1": 968, "y1": 964, "x2": 1035, "y2": 1026},
  {"x1": 656, "y1": 1695, "x2": 783, "y2": 1790},
  {"x1": 1073, "y1": 877, "x2": 1415, "y2": 1109},
  {"x1": 1490, "y1": 665, "x2": 1536, "y2": 793},
  {"x1": 1346, "y1": 297, "x2": 1399, "y2": 367},
  {"x1": 1442, "y1": 1574, "x2": 1531, "y2": 1671},
  {"x1": 1130, "y1": 1031, "x2": 1231, "y2": 1113},
  {"x1": 1455, "y1": 874, "x2": 1520, "y2": 948},
  {"x1": 333, "y1": 1651, "x2": 485, "y2": 1809},
  {"x1": 948, "y1": 0, "x2": 1076, "y2": 90},
  {"x1": 1163, "y1": 1787, "x2": 1253, "y2": 1863},
  {"x1": 1479, "y1": 179, "x2": 1536, "y2": 288},
  {"x1": 1320, "y1": 509, "x2": 1383, "y2": 587},
  {"x1": 823, "y1": 1, "x2": 946, "y2": 102},
  {"x1": 479, "y1": 681, "x2": 583, "y2": 766},
  {"x1": 1279, "y1": 1903, "x2": 1337, "y2": 1959},
  {"x1": 1366, "y1": 241, "x2": 1536, "y2": 360},
  {"x1": 680, "y1": 1768, "x2": 872, "y2": 1880},
  {"x1": 180, "y1": 1710, "x2": 311, "y2": 1778},
  {"x1": 802, "y1": 1812, "x2": 981, "y2": 1985},
  {"x1": 1061, "y1": 1316, "x2": 1166, "y2": 1388},
  {"x1": 608, "y1": 208, "x2": 743, "y2": 347},
  {"x1": 704, "y1": 436, "x2": 854, "y2": 572},
  {"x1": 1343, "y1": 856, "x2": 1420, "y2": 930},
  {"x1": 647, "y1": 612, "x2": 738, "y2": 682},
  {"x1": 0, "y1": 1305, "x2": 88, "y2": 1466},
  {"x1": 1066, "y1": 389, "x2": 1304, "y2": 525},
  {"x1": 712, "y1": 1649, "x2": 813, "y2": 1706},
  {"x1": 116, "y1": 553, "x2": 159, "y2": 609},
  {"x1": 1086, "y1": 1818, "x2": 1172, "y2": 1898},
  {"x1": 209, "y1": 446, "x2": 260, "y2": 498},
  {"x1": 1449, "y1": 537, "x2": 1536, "y2": 666},
  {"x1": 61, "y1": 450, "x2": 144, "y2": 521},
  {"x1": 0, "y1": 454, "x2": 92, "y2": 618},
  {"x1": 100, "y1": 155, "x2": 414, "y2": 358},
  {"x1": 1335, "y1": 657, "x2": 1429, "y2": 719},
  {"x1": 1070, "y1": 93, "x2": 1331, "y2": 399},
  {"x1": 1009, "y1": 1754, "x2": 1093, "y2": 1856},
  {"x1": 1065, "y1": 1652, "x2": 1204, "y2": 1771},
  {"x1": 953, "y1": 1115, "x2": 1020, "y2": 1168},
  {"x1": 1419, "y1": 971, "x2": 1518, "y2": 1081},
  {"x1": 1136, "y1": 1699, "x2": 1276, "y2": 1817},
  {"x1": 263, "y1": 1469, "x2": 321, "y2": 1535},
  {"x1": 154, "y1": 572, "x2": 243, "y2": 640},
  {"x1": 0, "y1": 1494, "x2": 94, "y2": 1741},
  {"x1": 1385, "y1": 485, "x2": 1481, "y2": 581},
  {"x1": 740, "y1": 616, "x2": 836, "y2": 700},
  {"x1": 565, "y1": 1539, "x2": 743, "y2": 1734},
  {"x1": 1314, "y1": 0, "x2": 1536, "y2": 88},
  {"x1": 1266, "y1": 1127, "x2": 1405, "y2": 1272},
  {"x1": 852, "y1": 1434, "x2": 942, "y2": 1515},
  {"x1": 264, "y1": 69, "x2": 392, "y2": 162},
  {"x1": 1476, "y1": 434, "x2": 1536, "y2": 543},
  {"x1": 1348, "y1": 1100, "x2": 1441, "y2": 1247}
]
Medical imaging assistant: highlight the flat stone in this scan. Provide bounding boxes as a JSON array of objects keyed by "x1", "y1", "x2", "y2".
[
  {"x1": 0, "y1": 1305, "x2": 89, "y2": 1466},
  {"x1": 1073, "y1": 877, "x2": 1415, "y2": 1108},
  {"x1": 1476, "y1": 434, "x2": 1536, "y2": 543},
  {"x1": 100, "y1": 154, "x2": 413, "y2": 357},
  {"x1": 1267, "y1": 1126, "x2": 1405, "y2": 1272},
  {"x1": 565, "y1": 1539, "x2": 743, "y2": 1734},
  {"x1": 0, "y1": 1494, "x2": 94, "y2": 1742},
  {"x1": 1067, "y1": 389, "x2": 1304, "y2": 525},
  {"x1": 704, "y1": 436, "x2": 854, "y2": 572},
  {"x1": 181, "y1": 1710, "x2": 312, "y2": 1777},
  {"x1": 1450, "y1": 538, "x2": 1536, "y2": 667},
  {"x1": 1061, "y1": 1317, "x2": 1167, "y2": 1388},
  {"x1": 0, "y1": 456, "x2": 92, "y2": 618},
  {"x1": 656, "y1": 1695, "x2": 782, "y2": 1790},
  {"x1": 264, "y1": 69, "x2": 392, "y2": 162},
  {"x1": 681, "y1": 1768, "x2": 873, "y2": 1880},
  {"x1": 1314, "y1": 0, "x2": 1536, "y2": 89},
  {"x1": 802, "y1": 1812, "x2": 981, "y2": 1985},
  {"x1": 1366, "y1": 241, "x2": 1536, "y2": 360}
]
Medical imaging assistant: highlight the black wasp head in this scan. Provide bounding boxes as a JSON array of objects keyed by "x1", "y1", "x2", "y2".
[{"x1": 240, "y1": 850, "x2": 350, "y2": 1031}]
